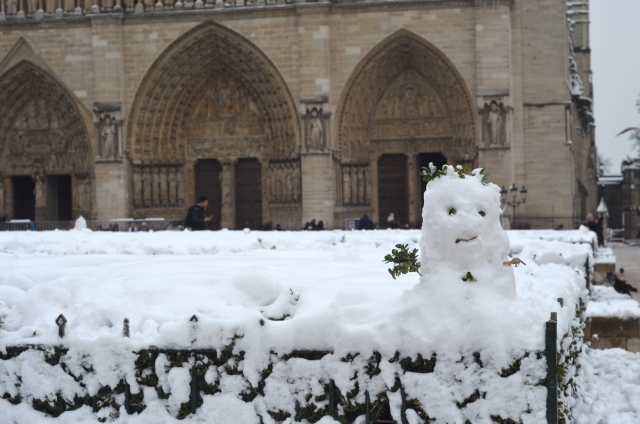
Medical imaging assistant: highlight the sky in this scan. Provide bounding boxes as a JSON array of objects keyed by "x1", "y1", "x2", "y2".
[{"x1": 590, "y1": 0, "x2": 640, "y2": 174}]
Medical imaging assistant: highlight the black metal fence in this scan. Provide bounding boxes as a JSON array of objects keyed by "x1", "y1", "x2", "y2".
[
  {"x1": 0, "y1": 219, "x2": 183, "y2": 232},
  {"x1": 510, "y1": 216, "x2": 582, "y2": 231}
]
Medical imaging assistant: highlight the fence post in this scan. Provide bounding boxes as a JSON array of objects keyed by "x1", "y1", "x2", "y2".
[
  {"x1": 545, "y1": 314, "x2": 558, "y2": 424},
  {"x1": 295, "y1": 399, "x2": 300, "y2": 422},
  {"x1": 328, "y1": 379, "x2": 336, "y2": 418},
  {"x1": 92, "y1": 395, "x2": 98, "y2": 413},
  {"x1": 124, "y1": 381, "x2": 131, "y2": 414},
  {"x1": 365, "y1": 391, "x2": 371, "y2": 424},
  {"x1": 400, "y1": 385, "x2": 408, "y2": 424},
  {"x1": 190, "y1": 353, "x2": 198, "y2": 415},
  {"x1": 57, "y1": 393, "x2": 65, "y2": 415},
  {"x1": 584, "y1": 257, "x2": 591, "y2": 294},
  {"x1": 55, "y1": 314, "x2": 67, "y2": 338},
  {"x1": 123, "y1": 318, "x2": 130, "y2": 338}
]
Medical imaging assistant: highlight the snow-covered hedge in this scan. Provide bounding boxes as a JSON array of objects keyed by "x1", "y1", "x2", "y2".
[{"x1": 0, "y1": 169, "x2": 592, "y2": 423}]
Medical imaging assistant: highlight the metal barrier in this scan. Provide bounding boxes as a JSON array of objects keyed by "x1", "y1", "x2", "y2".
[
  {"x1": 0, "y1": 219, "x2": 183, "y2": 232},
  {"x1": 511, "y1": 216, "x2": 581, "y2": 230}
]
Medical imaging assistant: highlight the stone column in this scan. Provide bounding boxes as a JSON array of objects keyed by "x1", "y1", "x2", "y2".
[
  {"x1": 33, "y1": 173, "x2": 47, "y2": 221},
  {"x1": 220, "y1": 159, "x2": 234, "y2": 229},
  {"x1": 370, "y1": 154, "x2": 380, "y2": 226},
  {"x1": 0, "y1": 175, "x2": 4, "y2": 218},
  {"x1": 407, "y1": 154, "x2": 418, "y2": 225}
]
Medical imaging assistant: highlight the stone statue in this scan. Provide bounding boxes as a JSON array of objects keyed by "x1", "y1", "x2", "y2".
[
  {"x1": 307, "y1": 109, "x2": 324, "y2": 150},
  {"x1": 342, "y1": 167, "x2": 351, "y2": 205},
  {"x1": 27, "y1": 0, "x2": 37, "y2": 14},
  {"x1": 7, "y1": 0, "x2": 17, "y2": 14},
  {"x1": 487, "y1": 101, "x2": 503, "y2": 146},
  {"x1": 176, "y1": 171, "x2": 185, "y2": 206},
  {"x1": 292, "y1": 164, "x2": 301, "y2": 202},
  {"x1": 285, "y1": 164, "x2": 293, "y2": 201},
  {"x1": 357, "y1": 166, "x2": 365, "y2": 205},
  {"x1": 0, "y1": 177, "x2": 5, "y2": 218},
  {"x1": 350, "y1": 166, "x2": 358, "y2": 205},
  {"x1": 220, "y1": 166, "x2": 232, "y2": 208},
  {"x1": 167, "y1": 168, "x2": 176, "y2": 206},
  {"x1": 101, "y1": 115, "x2": 116, "y2": 159},
  {"x1": 133, "y1": 170, "x2": 142, "y2": 208},
  {"x1": 143, "y1": 167, "x2": 151, "y2": 207}
]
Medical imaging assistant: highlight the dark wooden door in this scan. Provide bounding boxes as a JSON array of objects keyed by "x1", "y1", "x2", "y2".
[
  {"x1": 378, "y1": 154, "x2": 408, "y2": 228},
  {"x1": 418, "y1": 152, "x2": 447, "y2": 212},
  {"x1": 235, "y1": 158, "x2": 262, "y2": 230},
  {"x1": 195, "y1": 160, "x2": 222, "y2": 230},
  {"x1": 12, "y1": 176, "x2": 35, "y2": 221}
]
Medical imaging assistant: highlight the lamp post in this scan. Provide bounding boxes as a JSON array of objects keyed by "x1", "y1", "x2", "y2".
[{"x1": 501, "y1": 184, "x2": 527, "y2": 229}]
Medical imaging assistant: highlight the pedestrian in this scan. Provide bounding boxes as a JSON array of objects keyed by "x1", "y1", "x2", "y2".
[
  {"x1": 128, "y1": 222, "x2": 138, "y2": 232},
  {"x1": 186, "y1": 196, "x2": 212, "y2": 231},
  {"x1": 595, "y1": 213, "x2": 604, "y2": 247},
  {"x1": 387, "y1": 213, "x2": 398, "y2": 229},
  {"x1": 358, "y1": 214, "x2": 375, "y2": 230},
  {"x1": 316, "y1": 220, "x2": 325, "y2": 231}
]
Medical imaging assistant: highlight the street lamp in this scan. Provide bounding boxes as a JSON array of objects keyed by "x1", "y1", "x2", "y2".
[{"x1": 500, "y1": 184, "x2": 527, "y2": 228}]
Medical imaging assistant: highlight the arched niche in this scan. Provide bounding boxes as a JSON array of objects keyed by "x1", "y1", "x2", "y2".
[
  {"x1": 0, "y1": 60, "x2": 95, "y2": 221},
  {"x1": 334, "y1": 30, "x2": 477, "y2": 227},
  {"x1": 128, "y1": 22, "x2": 302, "y2": 228}
]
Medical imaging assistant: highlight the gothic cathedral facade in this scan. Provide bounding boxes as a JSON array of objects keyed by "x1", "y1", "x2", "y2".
[{"x1": 0, "y1": 0, "x2": 597, "y2": 229}]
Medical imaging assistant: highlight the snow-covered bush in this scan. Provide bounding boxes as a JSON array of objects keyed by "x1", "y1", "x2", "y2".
[{"x1": 0, "y1": 174, "x2": 591, "y2": 422}]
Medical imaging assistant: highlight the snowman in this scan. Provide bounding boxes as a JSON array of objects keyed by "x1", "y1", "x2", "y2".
[{"x1": 418, "y1": 164, "x2": 516, "y2": 300}]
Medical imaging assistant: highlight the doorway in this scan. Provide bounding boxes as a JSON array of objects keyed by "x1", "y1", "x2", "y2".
[
  {"x1": 12, "y1": 176, "x2": 35, "y2": 221},
  {"x1": 47, "y1": 175, "x2": 73, "y2": 221},
  {"x1": 417, "y1": 152, "x2": 447, "y2": 210},
  {"x1": 194, "y1": 160, "x2": 222, "y2": 230},
  {"x1": 378, "y1": 154, "x2": 408, "y2": 228},
  {"x1": 235, "y1": 158, "x2": 262, "y2": 230}
]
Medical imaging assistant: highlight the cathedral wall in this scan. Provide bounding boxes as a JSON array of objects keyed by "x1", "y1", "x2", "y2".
[{"x1": 0, "y1": 1, "x2": 589, "y2": 226}]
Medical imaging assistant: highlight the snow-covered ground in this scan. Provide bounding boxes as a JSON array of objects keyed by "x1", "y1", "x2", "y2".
[
  {"x1": 0, "y1": 170, "x2": 619, "y2": 423},
  {"x1": 0, "y1": 226, "x2": 591, "y2": 423},
  {"x1": 575, "y1": 347, "x2": 640, "y2": 424}
]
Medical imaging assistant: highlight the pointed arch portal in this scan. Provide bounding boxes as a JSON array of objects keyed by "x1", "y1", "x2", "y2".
[
  {"x1": 335, "y1": 30, "x2": 477, "y2": 227},
  {"x1": 128, "y1": 22, "x2": 302, "y2": 229},
  {"x1": 0, "y1": 61, "x2": 94, "y2": 221}
]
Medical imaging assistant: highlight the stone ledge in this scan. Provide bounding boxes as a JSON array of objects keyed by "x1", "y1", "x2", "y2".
[{"x1": 584, "y1": 317, "x2": 640, "y2": 352}]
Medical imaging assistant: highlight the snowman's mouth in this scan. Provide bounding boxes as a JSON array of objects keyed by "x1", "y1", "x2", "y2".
[{"x1": 455, "y1": 236, "x2": 478, "y2": 244}]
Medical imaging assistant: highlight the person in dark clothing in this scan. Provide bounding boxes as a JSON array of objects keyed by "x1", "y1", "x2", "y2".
[
  {"x1": 358, "y1": 214, "x2": 375, "y2": 230},
  {"x1": 316, "y1": 221, "x2": 325, "y2": 231},
  {"x1": 595, "y1": 213, "x2": 604, "y2": 247},
  {"x1": 189, "y1": 197, "x2": 212, "y2": 231},
  {"x1": 304, "y1": 219, "x2": 317, "y2": 231}
]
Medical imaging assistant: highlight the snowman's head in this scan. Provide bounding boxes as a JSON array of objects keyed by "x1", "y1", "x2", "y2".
[{"x1": 420, "y1": 166, "x2": 510, "y2": 271}]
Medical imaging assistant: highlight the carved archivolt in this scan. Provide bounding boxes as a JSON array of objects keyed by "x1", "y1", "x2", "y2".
[
  {"x1": 336, "y1": 30, "x2": 476, "y2": 163},
  {"x1": 0, "y1": 61, "x2": 94, "y2": 218},
  {"x1": 129, "y1": 22, "x2": 300, "y2": 162}
]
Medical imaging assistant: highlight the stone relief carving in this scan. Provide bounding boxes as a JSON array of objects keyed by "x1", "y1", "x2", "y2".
[
  {"x1": 0, "y1": 63, "x2": 94, "y2": 219},
  {"x1": 219, "y1": 159, "x2": 233, "y2": 229},
  {"x1": 302, "y1": 107, "x2": 329, "y2": 152},
  {"x1": 337, "y1": 33, "x2": 475, "y2": 164},
  {"x1": 130, "y1": 25, "x2": 298, "y2": 162},
  {"x1": 186, "y1": 137, "x2": 264, "y2": 159},
  {"x1": 131, "y1": 161, "x2": 184, "y2": 209},
  {"x1": 94, "y1": 102, "x2": 123, "y2": 160},
  {"x1": 480, "y1": 100, "x2": 507, "y2": 146},
  {"x1": 340, "y1": 163, "x2": 370, "y2": 207},
  {"x1": 269, "y1": 160, "x2": 301, "y2": 205}
]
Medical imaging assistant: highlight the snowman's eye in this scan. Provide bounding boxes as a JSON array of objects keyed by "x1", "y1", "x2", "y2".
[
  {"x1": 478, "y1": 211, "x2": 485, "y2": 217},
  {"x1": 449, "y1": 208, "x2": 456, "y2": 216}
]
